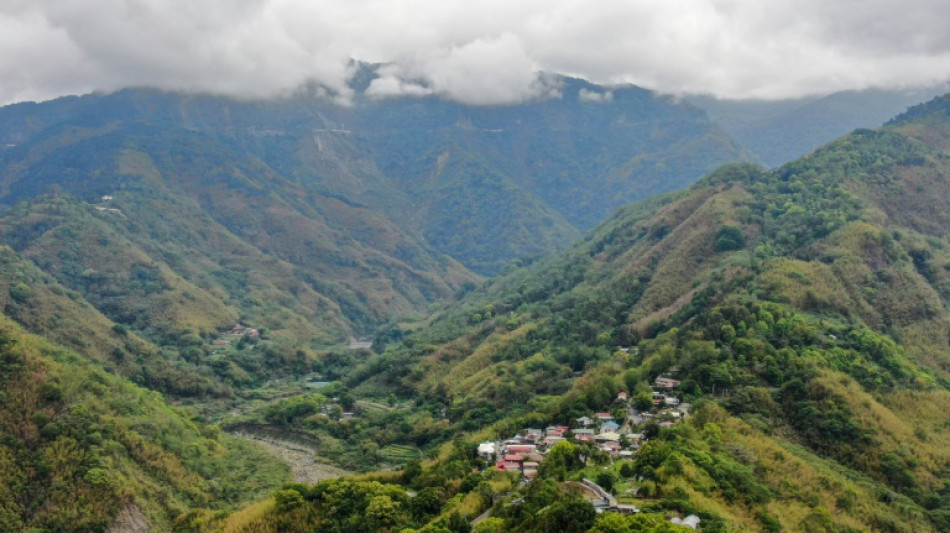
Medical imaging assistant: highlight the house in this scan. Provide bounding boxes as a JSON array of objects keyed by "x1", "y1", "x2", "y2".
[
  {"x1": 495, "y1": 460, "x2": 521, "y2": 471},
  {"x1": 520, "y1": 428, "x2": 543, "y2": 443},
  {"x1": 617, "y1": 391, "x2": 628, "y2": 401},
  {"x1": 655, "y1": 376, "x2": 681, "y2": 389},
  {"x1": 658, "y1": 421, "x2": 675, "y2": 429},
  {"x1": 595, "y1": 412, "x2": 614, "y2": 421},
  {"x1": 477, "y1": 442, "x2": 496, "y2": 460},
  {"x1": 663, "y1": 396, "x2": 680, "y2": 407},
  {"x1": 230, "y1": 324, "x2": 260, "y2": 337},
  {"x1": 101, "y1": 195, "x2": 113, "y2": 201},
  {"x1": 573, "y1": 428, "x2": 595, "y2": 443},
  {"x1": 576, "y1": 416, "x2": 594, "y2": 427},
  {"x1": 625, "y1": 433, "x2": 645, "y2": 445},
  {"x1": 596, "y1": 432, "x2": 621, "y2": 443},
  {"x1": 599, "y1": 421, "x2": 620, "y2": 434},
  {"x1": 545, "y1": 426, "x2": 569, "y2": 437},
  {"x1": 524, "y1": 452, "x2": 545, "y2": 463},
  {"x1": 212, "y1": 339, "x2": 231, "y2": 346},
  {"x1": 505, "y1": 444, "x2": 536, "y2": 455}
]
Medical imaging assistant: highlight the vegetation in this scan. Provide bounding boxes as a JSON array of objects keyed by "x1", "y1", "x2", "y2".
[
  {"x1": 2, "y1": 82, "x2": 950, "y2": 532},
  {"x1": 0, "y1": 317, "x2": 289, "y2": 532}
]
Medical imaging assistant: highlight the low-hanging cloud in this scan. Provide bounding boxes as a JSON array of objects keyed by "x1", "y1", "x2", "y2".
[{"x1": 2, "y1": 0, "x2": 950, "y2": 106}]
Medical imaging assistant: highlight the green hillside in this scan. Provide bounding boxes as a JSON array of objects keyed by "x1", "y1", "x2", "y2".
[
  {"x1": 5, "y1": 85, "x2": 950, "y2": 532},
  {"x1": 0, "y1": 77, "x2": 743, "y2": 276},
  {"x1": 0, "y1": 316, "x2": 289, "y2": 532},
  {"x1": 286, "y1": 95, "x2": 950, "y2": 532}
]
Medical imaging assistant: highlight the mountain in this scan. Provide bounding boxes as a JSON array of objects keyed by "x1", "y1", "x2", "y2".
[
  {"x1": 307, "y1": 94, "x2": 950, "y2": 532},
  {"x1": 0, "y1": 316, "x2": 290, "y2": 532},
  {"x1": 0, "y1": 78, "x2": 745, "y2": 393},
  {"x1": 0, "y1": 77, "x2": 743, "y2": 276},
  {"x1": 690, "y1": 85, "x2": 949, "y2": 167}
]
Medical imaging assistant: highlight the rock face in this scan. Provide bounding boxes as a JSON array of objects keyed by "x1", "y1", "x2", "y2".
[{"x1": 107, "y1": 505, "x2": 149, "y2": 533}]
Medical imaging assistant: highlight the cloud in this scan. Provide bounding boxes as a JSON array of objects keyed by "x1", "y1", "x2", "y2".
[
  {"x1": 2, "y1": 1, "x2": 950, "y2": 106},
  {"x1": 578, "y1": 88, "x2": 613, "y2": 103}
]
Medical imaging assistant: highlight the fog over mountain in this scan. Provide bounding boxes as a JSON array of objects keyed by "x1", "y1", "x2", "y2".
[{"x1": 3, "y1": 1, "x2": 950, "y2": 105}]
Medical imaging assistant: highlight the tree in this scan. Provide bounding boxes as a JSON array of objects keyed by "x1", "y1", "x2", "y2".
[
  {"x1": 539, "y1": 441, "x2": 581, "y2": 480},
  {"x1": 473, "y1": 517, "x2": 506, "y2": 533},
  {"x1": 714, "y1": 225, "x2": 745, "y2": 252},
  {"x1": 411, "y1": 486, "x2": 445, "y2": 522},
  {"x1": 537, "y1": 497, "x2": 596, "y2": 533},
  {"x1": 365, "y1": 495, "x2": 408, "y2": 532},
  {"x1": 595, "y1": 471, "x2": 616, "y2": 493}
]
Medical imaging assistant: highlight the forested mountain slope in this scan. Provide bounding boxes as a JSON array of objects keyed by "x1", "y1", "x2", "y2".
[
  {"x1": 0, "y1": 75, "x2": 743, "y2": 275},
  {"x1": 320, "y1": 95, "x2": 950, "y2": 532},
  {"x1": 0, "y1": 77, "x2": 746, "y2": 395},
  {"x1": 0, "y1": 316, "x2": 289, "y2": 532}
]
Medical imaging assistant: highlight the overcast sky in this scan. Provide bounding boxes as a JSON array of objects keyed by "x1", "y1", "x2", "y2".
[{"x1": 3, "y1": 0, "x2": 949, "y2": 106}]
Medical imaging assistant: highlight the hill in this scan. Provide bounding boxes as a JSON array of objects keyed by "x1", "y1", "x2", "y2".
[
  {"x1": 0, "y1": 79, "x2": 745, "y2": 394},
  {"x1": 0, "y1": 316, "x2": 290, "y2": 532},
  {"x1": 306, "y1": 94, "x2": 950, "y2": 532}
]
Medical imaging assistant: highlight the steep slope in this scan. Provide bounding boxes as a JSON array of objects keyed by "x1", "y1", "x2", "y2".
[
  {"x1": 0, "y1": 316, "x2": 289, "y2": 532},
  {"x1": 0, "y1": 99, "x2": 475, "y2": 344},
  {"x1": 343, "y1": 95, "x2": 950, "y2": 531},
  {"x1": 0, "y1": 78, "x2": 743, "y2": 276}
]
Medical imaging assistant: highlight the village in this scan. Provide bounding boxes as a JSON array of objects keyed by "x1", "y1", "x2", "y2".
[{"x1": 475, "y1": 375, "x2": 696, "y2": 524}]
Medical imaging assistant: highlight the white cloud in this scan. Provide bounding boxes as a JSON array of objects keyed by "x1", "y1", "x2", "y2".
[
  {"x1": 2, "y1": 0, "x2": 950, "y2": 105},
  {"x1": 578, "y1": 88, "x2": 613, "y2": 103}
]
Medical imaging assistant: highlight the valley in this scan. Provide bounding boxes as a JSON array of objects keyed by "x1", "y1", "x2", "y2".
[{"x1": 0, "y1": 82, "x2": 949, "y2": 532}]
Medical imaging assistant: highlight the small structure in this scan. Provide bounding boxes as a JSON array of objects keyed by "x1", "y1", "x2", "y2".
[
  {"x1": 506, "y1": 444, "x2": 536, "y2": 455},
  {"x1": 573, "y1": 428, "x2": 595, "y2": 443},
  {"x1": 671, "y1": 515, "x2": 701, "y2": 530},
  {"x1": 520, "y1": 428, "x2": 543, "y2": 443},
  {"x1": 576, "y1": 416, "x2": 594, "y2": 427},
  {"x1": 617, "y1": 391, "x2": 628, "y2": 401},
  {"x1": 477, "y1": 442, "x2": 496, "y2": 460},
  {"x1": 495, "y1": 460, "x2": 521, "y2": 471},
  {"x1": 229, "y1": 324, "x2": 260, "y2": 337},
  {"x1": 655, "y1": 376, "x2": 681, "y2": 389},
  {"x1": 595, "y1": 412, "x2": 614, "y2": 421}
]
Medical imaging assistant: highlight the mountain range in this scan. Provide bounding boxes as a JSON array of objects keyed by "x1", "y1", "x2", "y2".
[{"x1": 1, "y1": 79, "x2": 950, "y2": 532}]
